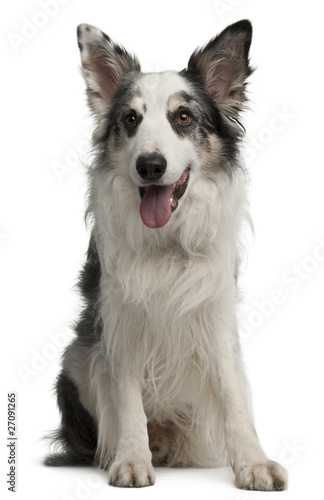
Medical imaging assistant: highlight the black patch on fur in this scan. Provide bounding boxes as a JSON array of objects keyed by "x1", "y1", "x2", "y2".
[
  {"x1": 77, "y1": 235, "x2": 101, "y2": 303},
  {"x1": 73, "y1": 235, "x2": 103, "y2": 346},
  {"x1": 178, "y1": 69, "x2": 240, "y2": 169},
  {"x1": 44, "y1": 370, "x2": 97, "y2": 466},
  {"x1": 178, "y1": 91, "x2": 193, "y2": 103},
  {"x1": 115, "y1": 44, "x2": 127, "y2": 57},
  {"x1": 98, "y1": 72, "x2": 142, "y2": 144},
  {"x1": 45, "y1": 236, "x2": 102, "y2": 465},
  {"x1": 167, "y1": 108, "x2": 194, "y2": 138},
  {"x1": 179, "y1": 71, "x2": 232, "y2": 138},
  {"x1": 124, "y1": 111, "x2": 143, "y2": 138}
]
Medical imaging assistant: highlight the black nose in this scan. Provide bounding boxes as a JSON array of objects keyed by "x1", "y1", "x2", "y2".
[{"x1": 136, "y1": 153, "x2": 167, "y2": 182}]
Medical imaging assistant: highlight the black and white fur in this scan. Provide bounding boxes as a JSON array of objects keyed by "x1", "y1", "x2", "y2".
[{"x1": 45, "y1": 21, "x2": 288, "y2": 490}]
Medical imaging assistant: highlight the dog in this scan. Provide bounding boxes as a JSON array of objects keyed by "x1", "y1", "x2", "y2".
[{"x1": 45, "y1": 20, "x2": 288, "y2": 490}]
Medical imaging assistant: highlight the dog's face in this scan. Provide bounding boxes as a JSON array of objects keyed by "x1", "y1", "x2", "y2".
[
  {"x1": 77, "y1": 22, "x2": 252, "y2": 228},
  {"x1": 111, "y1": 71, "x2": 201, "y2": 229}
]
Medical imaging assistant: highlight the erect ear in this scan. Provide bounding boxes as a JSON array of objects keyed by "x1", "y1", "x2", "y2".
[
  {"x1": 77, "y1": 24, "x2": 141, "y2": 116},
  {"x1": 187, "y1": 20, "x2": 253, "y2": 120}
]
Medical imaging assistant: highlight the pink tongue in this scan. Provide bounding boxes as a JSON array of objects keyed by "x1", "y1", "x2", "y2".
[{"x1": 140, "y1": 185, "x2": 173, "y2": 228}]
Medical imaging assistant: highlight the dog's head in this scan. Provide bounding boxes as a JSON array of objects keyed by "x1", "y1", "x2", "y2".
[{"x1": 77, "y1": 21, "x2": 252, "y2": 229}]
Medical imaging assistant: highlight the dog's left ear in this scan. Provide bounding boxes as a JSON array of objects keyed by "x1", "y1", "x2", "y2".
[{"x1": 187, "y1": 20, "x2": 253, "y2": 118}]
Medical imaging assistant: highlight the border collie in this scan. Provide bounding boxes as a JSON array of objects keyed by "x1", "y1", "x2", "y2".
[{"x1": 45, "y1": 20, "x2": 288, "y2": 491}]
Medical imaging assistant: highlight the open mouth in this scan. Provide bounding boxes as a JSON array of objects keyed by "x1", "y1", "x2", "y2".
[{"x1": 139, "y1": 168, "x2": 190, "y2": 229}]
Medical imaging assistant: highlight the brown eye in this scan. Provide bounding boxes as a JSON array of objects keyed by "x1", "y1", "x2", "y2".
[
  {"x1": 125, "y1": 113, "x2": 137, "y2": 127},
  {"x1": 178, "y1": 112, "x2": 191, "y2": 125}
]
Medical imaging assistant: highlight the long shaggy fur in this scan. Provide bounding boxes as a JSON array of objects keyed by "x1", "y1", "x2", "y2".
[{"x1": 45, "y1": 20, "x2": 288, "y2": 491}]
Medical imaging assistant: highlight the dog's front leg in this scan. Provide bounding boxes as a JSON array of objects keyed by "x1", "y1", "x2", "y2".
[
  {"x1": 210, "y1": 295, "x2": 288, "y2": 490},
  {"x1": 109, "y1": 364, "x2": 155, "y2": 488}
]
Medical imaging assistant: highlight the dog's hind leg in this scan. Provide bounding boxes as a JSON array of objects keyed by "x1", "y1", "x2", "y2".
[
  {"x1": 44, "y1": 369, "x2": 97, "y2": 466},
  {"x1": 147, "y1": 420, "x2": 178, "y2": 466}
]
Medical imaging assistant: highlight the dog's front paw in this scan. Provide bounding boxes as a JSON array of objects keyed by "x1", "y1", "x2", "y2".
[
  {"x1": 236, "y1": 460, "x2": 288, "y2": 491},
  {"x1": 109, "y1": 458, "x2": 155, "y2": 488}
]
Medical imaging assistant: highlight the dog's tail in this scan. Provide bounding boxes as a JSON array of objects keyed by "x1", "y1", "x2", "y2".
[{"x1": 44, "y1": 370, "x2": 97, "y2": 466}]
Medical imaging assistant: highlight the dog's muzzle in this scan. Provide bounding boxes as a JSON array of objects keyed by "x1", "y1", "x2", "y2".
[{"x1": 137, "y1": 154, "x2": 190, "y2": 229}]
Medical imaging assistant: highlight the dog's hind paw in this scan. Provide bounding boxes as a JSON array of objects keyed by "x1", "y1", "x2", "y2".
[
  {"x1": 236, "y1": 460, "x2": 288, "y2": 491},
  {"x1": 109, "y1": 458, "x2": 155, "y2": 488}
]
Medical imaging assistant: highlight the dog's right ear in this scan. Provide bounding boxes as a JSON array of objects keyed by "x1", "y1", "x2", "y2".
[{"x1": 77, "y1": 24, "x2": 141, "y2": 116}]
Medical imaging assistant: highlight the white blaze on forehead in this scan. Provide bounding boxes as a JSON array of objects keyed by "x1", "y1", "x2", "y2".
[
  {"x1": 127, "y1": 71, "x2": 198, "y2": 186},
  {"x1": 137, "y1": 71, "x2": 191, "y2": 102}
]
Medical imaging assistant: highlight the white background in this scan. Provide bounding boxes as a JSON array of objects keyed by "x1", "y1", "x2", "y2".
[{"x1": 1, "y1": 1, "x2": 324, "y2": 499}]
